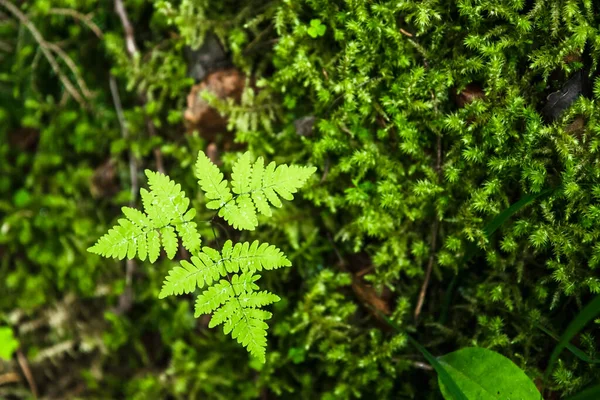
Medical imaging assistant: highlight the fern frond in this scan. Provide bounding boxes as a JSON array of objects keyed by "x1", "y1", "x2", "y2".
[
  {"x1": 195, "y1": 151, "x2": 233, "y2": 209},
  {"x1": 194, "y1": 151, "x2": 316, "y2": 231},
  {"x1": 193, "y1": 272, "x2": 278, "y2": 362},
  {"x1": 89, "y1": 151, "x2": 308, "y2": 363},
  {"x1": 218, "y1": 195, "x2": 257, "y2": 230},
  {"x1": 224, "y1": 308, "x2": 272, "y2": 362},
  {"x1": 210, "y1": 291, "x2": 280, "y2": 328},
  {"x1": 220, "y1": 239, "x2": 292, "y2": 273},
  {"x1": 88, "y1": 170, "x2": 201, "y2": 262},
  {"x1": 159, "y1": 240, "x2": 290, "y2": 298},
  {"x1": 250, "y1": 158, "x2": 316, "y2": 216},
  {"x1": 159, "y1": 249, "x2": 227, "y2": 298},
  {"x1": 193, "y1": 272, "x2": 260, "y2": 316}
]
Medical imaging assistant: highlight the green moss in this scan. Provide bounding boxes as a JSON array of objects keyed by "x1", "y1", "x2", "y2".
[{"x1": 1, "y1": 0, "x2": 600, "y2": 398}]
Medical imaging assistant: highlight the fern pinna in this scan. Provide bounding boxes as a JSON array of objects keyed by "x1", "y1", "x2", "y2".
[{"x1": 88, "y1": 151, "x2": 315, "y2": 362}]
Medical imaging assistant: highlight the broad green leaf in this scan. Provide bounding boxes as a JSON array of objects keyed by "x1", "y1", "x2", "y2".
[{"x1": 438, "y1": 347, "x2": 541, "y2": 400}]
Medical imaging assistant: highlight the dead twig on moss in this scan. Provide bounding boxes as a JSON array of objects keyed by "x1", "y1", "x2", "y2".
[
  {"x1": 415, "y1": 100, "x2": 443, "y2": 321},
  {"x1": 0, "y1": 0, "x2": 88, "y2": 107},
  {"x1": 114, "y1": 0, "x2": 138, "y2": 56},
  {"x1": 0, "y1": 372, "x2": 21, "y2": 386},
  {"x1": 48, "y1": 8, "x2": 103, "y2": 39},
  {"x1": 109, "y1": 74, "x2": 138, "y2": 315},
  {"x1": 46, "y1": 41, "x2": 93, "y2": 100},
  {"x1": 16, "y1": 349, "x2": 37, "y2": 399},
  {"x1": 114, "y1": 0, "x2": 165, "y2": 174}
]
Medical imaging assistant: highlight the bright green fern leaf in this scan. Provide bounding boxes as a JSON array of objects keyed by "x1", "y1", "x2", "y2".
[
  {"x1": 210, "y1": 291, "x2": 280, "y2": 328},
  {"x1": 195, "y1": 151, "x2": 233, "y2": 209},
  {"x1": 224, "y1": 308, "x2": 272, "y2": 362},
  {"x1": 159, "y1": 249, "x2": 226, "y2": 298},
  {"x1": 194, "y1": 272, "x2": 260, "y2": 316},
  {"x1": 231, "y1": 151, "x2": 253, "y2": 194},
  {"x1": 220, "y1": 240, "x2": 292, "y2": 273},
  {"x1": 88, "y1": 170, "x2": 202, "y2": 262},
  {"x1": 194, "y1": 151, "x2": 316, "y2": 230},
  {"x1": 90, "y1": 152, "x2": 314, "y2": 363},
  {"x1": 194, "y1": 273, "x2": 277, "y2": 362},
  {"x1": 219, "y1": 195, "x2": 257, "y2": 230},
  {"x1": 159, "y1": 240, "x2": 290, "y2": 298}
]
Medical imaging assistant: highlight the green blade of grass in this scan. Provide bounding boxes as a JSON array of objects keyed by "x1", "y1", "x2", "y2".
[
  {"x1": 440, "y1": 186, "x2": 557, "y2": 324},
  {"x1": 536, "y1": 324, "x2": 600, "y2": 364},
  {"x1": 482, "y1": 187, "x2": 556, "y2": 237},
  {"x1": 374, "y1": 310, "x2": 468, "y2": 400},
  {"x1": 564, "y1": 384, "x2": 600, "y2": 400},
  {"x1": 544, "y1": 294, "x2": 600, "y2": 380}
]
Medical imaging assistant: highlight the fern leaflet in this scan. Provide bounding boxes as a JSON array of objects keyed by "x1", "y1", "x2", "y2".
[
  {"x1": 195, "y1": 151, "x2": 316, "y2": 230},
  {"x1": 88, "y1": 170, "x2": 201, "y2": 262},
  {"x1": 159, "y1": 240, "x2": 290, "y2": 298},
  {"x1": 194, "y1": 273, "x2": 279, "y2": 362}
]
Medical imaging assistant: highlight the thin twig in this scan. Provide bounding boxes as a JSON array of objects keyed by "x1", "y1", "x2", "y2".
[
  {"x1": 145, "y1": 119, "x2": 166, "y2": 174},
  {"x1": 414, "y1": 219, "x2": 439, "y2": 320},
  {"x1": 109, "y1": 76, "x2": 138, "y2": 203},
  {"x1": 0, "y1": 372, "x2": 21, "y2": 385},
  {"x1": 110, "y1": 75, "x2": 138, "y2": 315},
  {"x1": 114, "y1": 0, "x2": 165, "y2": 174},
  {"x1": 399, "y1": 28, "x2": 413, "y2": 37},
  {"x1": 412, "y1": 361, "x2": 434, "y2": 371},
  {"x1": 114, "y1": 0, "x2": 138, "y2": 56},
  {"x1": 16, "y1": 349, "x2": 37, "y2": 399},
  {"x1": 46, "y1": 42, "x2": 93, "y2": 99},
  {"x1": 414, "y1": 132, "x2": 443, "y2": 321},
  {"x1": 48, "y1": 8, "x2": 103, "y2": 39},
  {"x1": 0, "y1": 0, "x2": 87, "y2": 107}
]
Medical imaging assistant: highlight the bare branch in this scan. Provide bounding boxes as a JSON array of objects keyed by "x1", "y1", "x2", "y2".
[
  {"x1": 0, "y1": 372, "x2": 21, "y2": 386},
  {"x1": 414, "y1": 91, "x2": 444, "y2": 321},
  {"x1": 48, "y1": 8, "x2": 103, "y2": 39},
  {"x1": 16, "y1": 349, "x2": 38, "y2": 399},
  {"x1": 109, "y1": 75, "x2": 138, "y2": 203},
  {"x1": 414, "y1": 218, "x2": 439, "y2": 320},
  {"x1": 113, "y1": 0, "x2": 165, "y2": 174},
  {"x1": 46, "y1": 41, "x2": 93, "y2": 100},
  {"x1": 109, "y1": 74, "x2": 139, "y2": 315},
  {"x1": 114, "y1": 0, "x2": 138, "y2": 56},
  {"x1": 0, "y1": 0, "x2": 87, "y2": 107}
]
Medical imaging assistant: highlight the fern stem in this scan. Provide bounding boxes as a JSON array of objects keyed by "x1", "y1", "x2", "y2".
[{"x1": 210, "y1": 222, "x2": 252, "y2": 333}]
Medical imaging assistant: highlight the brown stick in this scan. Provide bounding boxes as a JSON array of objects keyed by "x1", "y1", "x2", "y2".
[
  {"x1": 399, "y1": 28, "x2": 413, "y2": 37},
  {"x1": 146, "y1": 118, "x2": 166, "y2": 174},
  {"x1": 0, "y1": 372, "x2": 21, "y2": 385},
  {"x1": 109, "y1": 75, "x2": 138, "y2": 203},
  {"x1": 16, "y1": 349, "x2": 38, "y2": 399},
  {"x1": 114, "y1": 0, "x2": 138, "y2": 56},
  {"x1": 414, "y1": 219, "x2": 439, "y2": 320},
  {"x1": 0, "y1": 0, "x2": 87, "y2": 106},
  {"x1": 48, "y1": 8, "x2": 103, "y2": 39},
  {"x1": 110, "y1": 75, "x2": 138, "y2": 315},
  {"x1": 114, "y1": 0, "x2": 165, "y2": 174},
  {"x1": 46, "y1": 42, "x2": 93, "y2": 99},
  {"x1": 414, "y1": 132, "x2": 443, "y2": 320}
]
